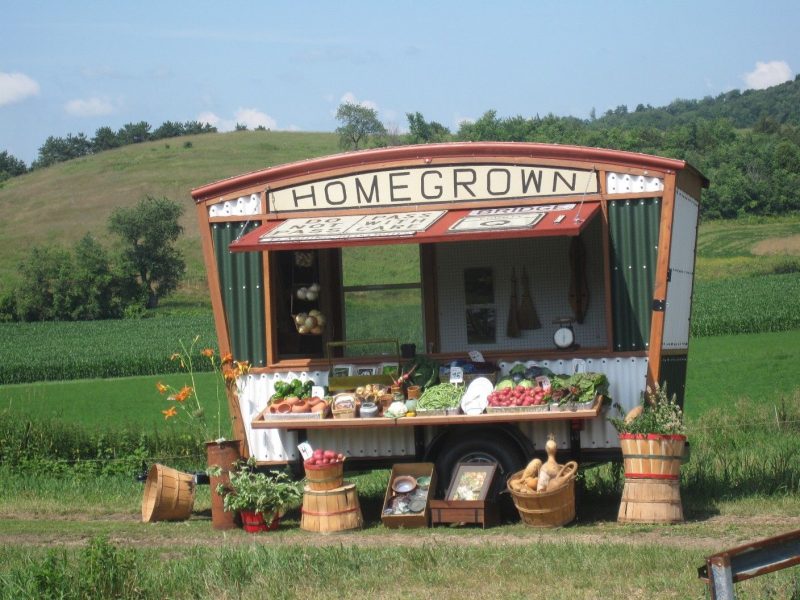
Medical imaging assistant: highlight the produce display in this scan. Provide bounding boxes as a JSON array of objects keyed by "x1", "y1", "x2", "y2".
[
  {"x1": 416, "y1": 383, "x2": 464, "y2": 411},
  {"x1": 304, "y1": 448, "x2": 345, "y2": 468},
  {"x1": 402, "y1": 355, "x2": 439, "y2": 390},
  {"x1": 488, "y1": 384, "x2": 548, "y2": 408},
  {"x1": 508, "y1": 438, "x2": 578, "y2": 495},
  {"x1": 272, "y1": 378, "x2": 314, "y2": 402},
  {"x1": 490, "y1": 368, "x2": 609, "y2": 410}
]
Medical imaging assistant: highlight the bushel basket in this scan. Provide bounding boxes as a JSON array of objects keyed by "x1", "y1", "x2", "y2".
[
  {"x1": 141, "y1": 464, "x2": 196, "y2": 522},
  {"x1": 619, "y1": 433, "x2": 686, "y2": 479},
  {"x1": 304, "y1": 460, "x2": 344, "y2": 491},
  {"x1": 507, "y1": 467, "x2": 576, "y2": 528}
]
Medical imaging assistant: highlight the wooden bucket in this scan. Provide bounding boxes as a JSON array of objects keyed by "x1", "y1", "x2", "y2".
[
  {"x1": 300, "y1": 483, "x2": 363, "y2": 534},
  {"x1": 507, "y1": 469, "x2": 576, "y2": 528},
  {"x1": 304, "y1": 461, "x2": 344, "y2": 491},
  {"x1": 618, "y1": 478, "x2": 683, "y2": 523},
  {"x1": 141, "y1": 464, "x2": 195, "y2": 522},
  {"x1": 619, "y1": 434, "x2": 685, "y2": 479}
]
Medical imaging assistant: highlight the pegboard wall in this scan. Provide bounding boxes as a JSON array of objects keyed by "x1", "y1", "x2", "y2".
[{"x1": 435, "y1": 217, "x2": 607, "y2": 353}]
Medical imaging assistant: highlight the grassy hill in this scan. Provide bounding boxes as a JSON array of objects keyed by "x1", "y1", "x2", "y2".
[{"x1": 0, "y1": 130, "x2": 339, "y2": 295}]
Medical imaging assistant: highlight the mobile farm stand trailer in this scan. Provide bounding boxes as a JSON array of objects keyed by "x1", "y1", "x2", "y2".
[{"x1": 191, "y1": 142, "x2": 707, "y2": 486}]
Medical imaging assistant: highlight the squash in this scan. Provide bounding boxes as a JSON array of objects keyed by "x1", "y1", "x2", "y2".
[
  {"x1": 521, "y1": 458, "x2": 542, "y2": 480},
  {"x1": 525, "y1": 477, "x2": 539, "y2": 491}
]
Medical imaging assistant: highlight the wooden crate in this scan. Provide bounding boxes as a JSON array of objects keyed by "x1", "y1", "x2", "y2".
[
  {"x1": 381, "y1": 463, "x2": 436, "y2": 529},
  {"x1": 429, "y1": 499, "x2": 499, "y2": 528}
]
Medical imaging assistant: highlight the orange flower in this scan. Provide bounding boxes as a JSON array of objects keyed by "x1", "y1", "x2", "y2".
[
  {"x1": 201, "y1": 348, "x2": 214, "y2": 358},
  {"x1": 222, "y1": 365, "x2": 236, "y2": 383},
  {"x1": 172, "y1": 385, "x2": 193, "y2": 403},
  {"x1": 221, "y1": 353, "x2": 233, "y2": 365},
  {"x1": 162, "y1": 406, "x2": 177, "y2": 420},
  {"x1": 155, "y1": 382, "x2": 168, "y2": 394},
  {"x1": 235, "y1": 360, "x2": 251, "y2": 377},
  {"x1": 170, "y1": 353, "x2": 181, "y2": 361}
]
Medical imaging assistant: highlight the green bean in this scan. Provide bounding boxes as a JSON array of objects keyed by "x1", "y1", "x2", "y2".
[{"x1": 417, "y1": 383, "x2": 464, "y2": 410}]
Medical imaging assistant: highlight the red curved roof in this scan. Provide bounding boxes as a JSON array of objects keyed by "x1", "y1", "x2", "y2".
[{"x1": 191, "y1": 141, "x2": 706, "y2": 202}]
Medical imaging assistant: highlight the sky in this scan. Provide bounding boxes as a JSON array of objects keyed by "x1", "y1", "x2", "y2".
[{"x1": 2, "y1": 0, "x2": 799, "y2": 164}]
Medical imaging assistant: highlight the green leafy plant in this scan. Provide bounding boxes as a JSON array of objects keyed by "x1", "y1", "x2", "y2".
[
  {"x1": 214, "y1": 458, "x2": 303, "y2": 519},
  {"x1": 609, "y1": 382, "x2": 685, "y2": 435}
]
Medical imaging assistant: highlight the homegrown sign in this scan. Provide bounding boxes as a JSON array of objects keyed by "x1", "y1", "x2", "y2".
[{"x1": 269, "y1": 165, "x2": 598, "y2": 213}]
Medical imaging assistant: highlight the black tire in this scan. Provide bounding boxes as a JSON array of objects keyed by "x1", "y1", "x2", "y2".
[{"x1": 433, "y1": 431, "x2": 527, "y2": 504}]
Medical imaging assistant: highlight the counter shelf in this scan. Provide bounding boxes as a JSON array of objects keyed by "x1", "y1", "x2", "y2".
[{"x1": 251, "y1": 397, "x2": 602, "y2": 430}]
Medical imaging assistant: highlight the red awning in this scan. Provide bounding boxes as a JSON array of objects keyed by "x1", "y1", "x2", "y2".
[{"x1": 229, "y1": 201, "x2": 601, "y2": 253}]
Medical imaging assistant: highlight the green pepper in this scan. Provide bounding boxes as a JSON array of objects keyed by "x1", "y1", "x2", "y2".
[{"x1": 273, "y1": 381, "x2": 288, "y2": 398}]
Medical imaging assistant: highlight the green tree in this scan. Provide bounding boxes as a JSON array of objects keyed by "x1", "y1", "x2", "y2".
[
  {"x1": 0, "y1": 150, "x2": 27, "y2": 181},
  {"x1": 108, "y1": 196, "x2": 186, "y2": 309},
  {"x1": 117, "y1": 121, "x2": 151, "y2": 145},
  {"x1": 335, "y1": 102, "x2": 386, "y2": 150},
  {"x1": 92, "y1": 126, "x2": 120, "y2": 152},
  {"x1": 406, "y1": 112, "x2": 450, "y2": 144}
]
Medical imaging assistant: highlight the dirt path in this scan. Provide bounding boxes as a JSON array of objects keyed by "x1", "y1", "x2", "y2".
[{"x1": 2, "y1": 513, "x2": 798, "y2": 553}]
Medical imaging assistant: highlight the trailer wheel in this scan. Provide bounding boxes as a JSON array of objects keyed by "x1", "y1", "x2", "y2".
[{"x1": 433, "y1": 432, "x2": 526, "y2": 506}]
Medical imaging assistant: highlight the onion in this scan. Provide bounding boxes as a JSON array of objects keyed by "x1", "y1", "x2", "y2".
[
  {"x1": 305, "y1": 290, "x2": 318, "y2": 301},
  {"x1": 296, "y1": 287, "x2": 308, "y2": 300},
  {"x1": 304, "y1": 316, "x2": 317, "y2": 328},
  {"x1": 315, "y1": 314, "x2": 326, "y2": 326},
  {"x1": 310, "y1": 326, "x2": 323, "y2": 335},
  {"x1": 309, "y1": 283, "x2": 320, "y2": 293},
  {"x1": 298, "y1": 325, "x2": 309, "y2": 334},
  {"x1": 294, "y1": 314, "x2": 307, "y2": 325}
]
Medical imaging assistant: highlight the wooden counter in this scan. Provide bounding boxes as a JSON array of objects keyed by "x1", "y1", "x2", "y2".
[{"x1": 251, "y1": 399, "x2": 602, "y2": 430}]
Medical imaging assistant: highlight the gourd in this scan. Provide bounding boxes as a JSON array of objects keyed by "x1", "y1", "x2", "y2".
[
  {"x1": 541, "y1": 436, "x2": 560, "y2": 479},
  {"x1": 521, "y1": 458, "x2": 542, "y2": 480}
]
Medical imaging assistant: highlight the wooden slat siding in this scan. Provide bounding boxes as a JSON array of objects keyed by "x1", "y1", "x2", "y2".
[
  {"x1": 646, "y1": 173, "x2": 677, "y2": 385},
  {"x1": 196, "y1": 202, "x2": 232, "y2": 359}
]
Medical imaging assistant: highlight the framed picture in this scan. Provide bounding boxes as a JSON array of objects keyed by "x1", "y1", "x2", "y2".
[
  {"x1": 356, "y1": 366, "x2": 377, "y2": 376},
  {"x1": 445, "y1": 463, "x2": 497, "y2": 502},
  {"x1": 332, "y1": 364, "x2": 354, "y2": 377}
]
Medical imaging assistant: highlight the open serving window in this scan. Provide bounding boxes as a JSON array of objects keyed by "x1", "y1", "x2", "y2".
[{"x1": 230, "y1": 201, "x2": 605, "y2": 365}]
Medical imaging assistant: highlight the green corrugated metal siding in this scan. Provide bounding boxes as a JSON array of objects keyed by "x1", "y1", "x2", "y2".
[
  {"x1": 659, "y1": 354, "x2": 688, "y2": 409},
  {"x1": 608, "y1": 199, "x2": 661, "y2": 351},
  {"x1": 212, "y1": 221, "x2": 266, "y2": 367}
]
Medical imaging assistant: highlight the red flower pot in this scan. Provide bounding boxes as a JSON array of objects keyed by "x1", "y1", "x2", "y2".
[{"x1": 240, "y1": 510, "x2": 280, "y2": 533}]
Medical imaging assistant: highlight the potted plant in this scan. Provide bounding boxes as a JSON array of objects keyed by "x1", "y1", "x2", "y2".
[
  {"x1": 154, "y1": 336, "x2": 251, "y2": 529},
  {"x1": 214, "y1": 458, "x2": 303, "y2": 532},
  {"x1": 609, "y1": 382, "x2": 686, "y2": 479}
]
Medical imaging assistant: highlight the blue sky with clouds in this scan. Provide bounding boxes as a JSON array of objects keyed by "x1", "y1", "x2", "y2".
[{"x1": 2, "y1": 0, "x2": 798, "y2": 163}]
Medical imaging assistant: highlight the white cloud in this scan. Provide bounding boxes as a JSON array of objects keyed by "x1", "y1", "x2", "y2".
[
  {"x1": 233, "y1": 107, "x2": 276, "y2": 130},
  {"x1": 196, "y1": 108, "x2": 277, "y2": 131},
  {"x1": 197, "y1": 111, "x2": 221, "y2": 127},
  {"x1": 340, "y1": 91, "x2": 378, "y2": 111},
  {"x1": 0, "y1": 72, "x2": 40, "y2": 107},
  {"x1": 743, "y1": 60, "x2": 793, "y2": 90},
  {"x1": 64, "y1": 97, "x2": 114, "y2": 117}
]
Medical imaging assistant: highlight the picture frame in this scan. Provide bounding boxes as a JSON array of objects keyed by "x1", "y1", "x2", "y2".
[
  {"x1": 445, "y1": 463, "x2": 497, "y2": 502},
  {"x1": 332, "y1": 364, "x2": 355, "y2": 377},
  {"x1": 356, "y1": 366, "x2": 377, "y2": 376}
]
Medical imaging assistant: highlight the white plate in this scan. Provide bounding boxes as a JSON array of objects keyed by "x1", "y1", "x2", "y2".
[{"x1": 460, "y1": 377, "x2": 493, "y2": 415}]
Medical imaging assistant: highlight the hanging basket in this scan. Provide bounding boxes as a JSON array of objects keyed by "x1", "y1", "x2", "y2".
[{"x1": 291, "y1": 312, "x2": 326, "y2": 336}]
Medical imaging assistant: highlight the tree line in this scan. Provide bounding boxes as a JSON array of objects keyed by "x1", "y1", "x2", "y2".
[
  {"x1": 0, "y1": 196, "x2": 185, "y2": 322},
  {"x1": 0, "y1": 120, "x2": 217, "y2": 178}
]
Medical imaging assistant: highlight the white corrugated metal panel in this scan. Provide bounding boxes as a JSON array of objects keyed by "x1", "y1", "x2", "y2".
[
  {"x1": 663, "y1": 189, "x2": 699, "y2": 349},
  {"x1": 504, "y1": 356, "x2": 648, "y2": 450},
  {"x1": 237, "y1": 370, "x2": 329, "y2": 462},
  {"x1": 606, "y1": 172, "x2": 663, "y2": 194},
  {"x1": 208, "y1": 194, "x2": 262, "y2": 217}
]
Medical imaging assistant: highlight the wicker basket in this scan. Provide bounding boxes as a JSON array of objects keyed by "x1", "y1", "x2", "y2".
[
  {"x1": 507, "y1": 466, "x2": 576, "y2": 528},
  {"x1": 304, "y1": 460, "x2": 345, "y2": 491}
]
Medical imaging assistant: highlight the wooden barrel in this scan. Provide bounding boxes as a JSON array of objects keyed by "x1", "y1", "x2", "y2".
[
  {"x1": 206, "y1": 440, "x2": 241, "y2": 530},
  {"x1": 619, "y1": 434, "x2": 685, "y2": 479},
  {"x1": 304, "y1": 461, "x2": 344, "y2": 492},
  {"x1": 618, "y1": 478, "x2": 683, "y2": 523},
  {"x1": 141, "y1": 464, "x2": 195, "y2": 522},
  {"x1": 300, "y1": 483, "x2": 363, "y2": 534},
  {"x1": 507, "y1": 469, "x2": 576, "y2": 528}
]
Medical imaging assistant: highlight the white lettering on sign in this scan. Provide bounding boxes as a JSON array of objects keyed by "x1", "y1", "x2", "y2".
[
  {"x1": 268, "y1": 165, "x2": 597, "y2": 213},
  {"x1": 468, "y1": 203, "x2": 576, "y2": 216},
  {"x1": 259, "y1": 211, "x2": 445, "y2": 243},
  {"x1": 448, "y1": 212, "x2": 545, "y2": 233}
]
